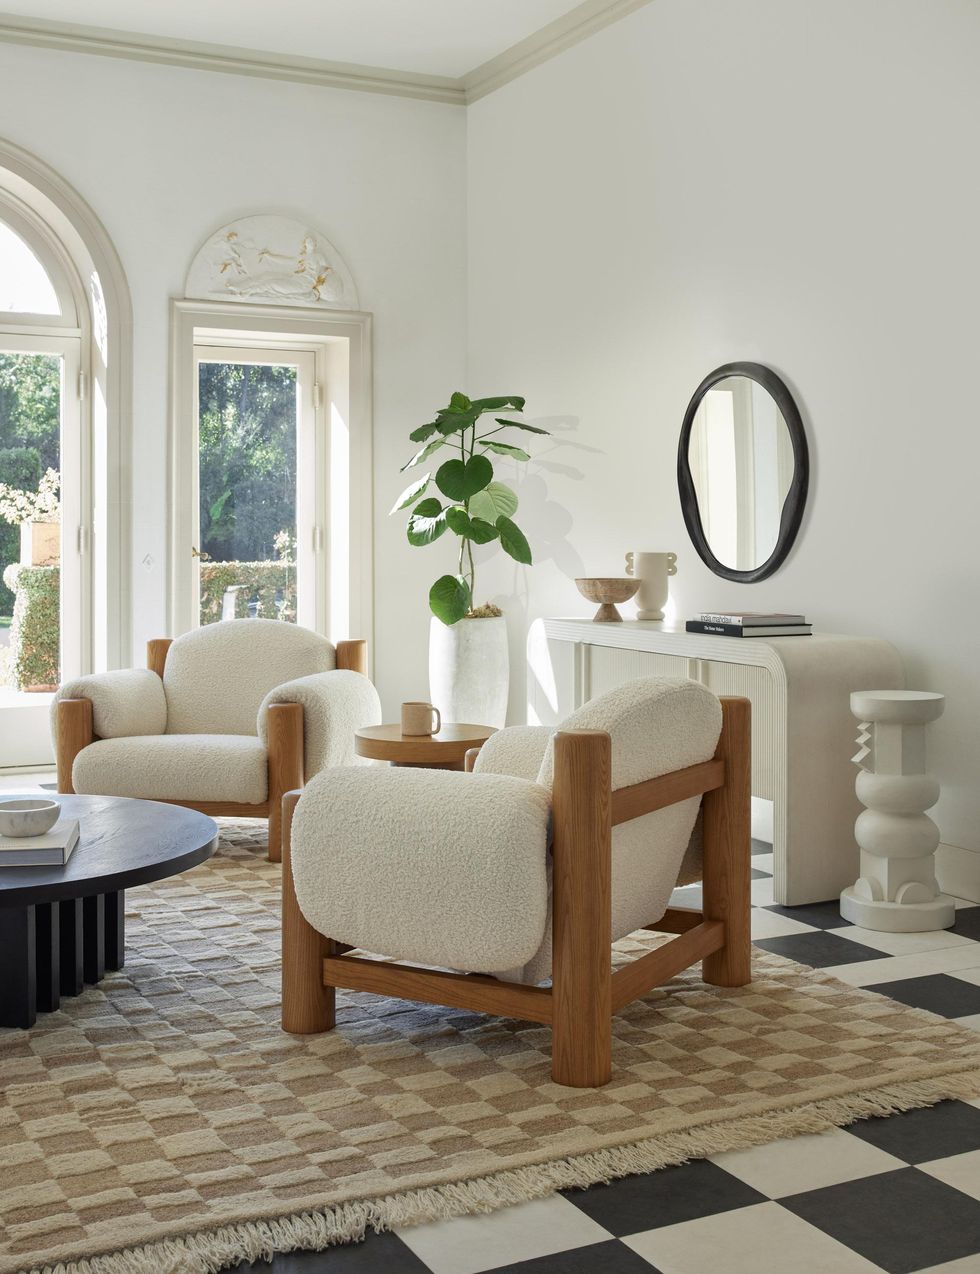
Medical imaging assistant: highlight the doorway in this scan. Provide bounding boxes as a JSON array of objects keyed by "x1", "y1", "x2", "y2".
[
  {"x1": 170, "y1": 300, "x2": 373, "y2": 654},
  {"x1": 192, "y1": 343, "x2": 322, "y2": 631}
]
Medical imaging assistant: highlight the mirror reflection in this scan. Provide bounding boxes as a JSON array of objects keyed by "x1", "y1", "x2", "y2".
[{"x1": 686, "y1": 375, "x2": 794, "y2": 572}]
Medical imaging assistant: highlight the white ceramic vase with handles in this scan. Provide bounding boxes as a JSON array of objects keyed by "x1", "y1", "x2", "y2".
[{"x1": 625, "y1": 551, "x2": 677, "y2": 620}]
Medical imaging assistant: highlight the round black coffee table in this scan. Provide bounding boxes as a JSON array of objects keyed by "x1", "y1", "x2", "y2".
[{"x1": 0, "y1": 794, "x2": 218, "y2": 1028}]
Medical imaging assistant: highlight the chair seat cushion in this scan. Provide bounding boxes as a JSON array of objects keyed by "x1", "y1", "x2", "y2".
[{"x1": 72, "y1": 734, "x2": 268, "y2": 804}]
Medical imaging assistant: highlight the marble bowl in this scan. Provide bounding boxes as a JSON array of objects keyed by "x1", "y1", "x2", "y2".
[
  {"x1": 0, "y1": 798, "x2": 60, "y2": 838},
  {"x1": 575, "y1": 577, "x2": 641, "y2": 622}
]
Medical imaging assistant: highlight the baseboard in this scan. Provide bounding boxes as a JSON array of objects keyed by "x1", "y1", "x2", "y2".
[{"x1": 937, "y1": 842, "x2": 980, "y2": 905}]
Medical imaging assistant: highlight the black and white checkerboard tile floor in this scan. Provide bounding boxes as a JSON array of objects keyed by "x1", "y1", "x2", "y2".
[{"x1": 233, "y1": 838, "x2": 980, "y2": 1274}]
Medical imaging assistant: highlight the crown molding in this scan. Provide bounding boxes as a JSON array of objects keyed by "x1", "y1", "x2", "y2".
[
  {"x1": 0, "y1": 11, "x2": 466, "y2": 104},
  {"x1": 463, "y1": 0, "x2": 653, "y2": 102},
  {"x1": 0, "y1": 0, "x2": 654, "y2": 106}
]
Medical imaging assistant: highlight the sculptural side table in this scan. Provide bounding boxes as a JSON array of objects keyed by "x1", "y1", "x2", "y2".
[{"x1": 840, "y1": 689, "x2": 953, "y2": 931}]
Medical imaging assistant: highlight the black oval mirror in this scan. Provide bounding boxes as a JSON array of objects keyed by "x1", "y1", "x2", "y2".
[{"x1": 677, "y1": 362, "x2": 809, "y2": 583}]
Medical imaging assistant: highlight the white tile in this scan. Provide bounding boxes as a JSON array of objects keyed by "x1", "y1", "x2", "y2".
[
  {"x1": 624, "y1": 1201, "x2": 885, "y2": 1274},
  {"x1": 919, "y1": 1149, "x2": 980, "y2": 1202},
  {"x1": 395, "y1": 1194, "x2": 610, "y2": 1274},
  {"x1": 949, "y1": 968, "x2": 980, "y2": 987},
  {"x1": 751, "y1": 909, "x2": 818, "y2": 939},
  {"x1": 826, "y1": 925, "x2": 975, "y2": 957},
  {"x1": 709, "y1": 1127, "x2": 903, "y2": 1198},
  {"x1": 824, "y1": 946, "x2": 980, "y2": 988},
  {"x1": 751, "y1": 876, "x2": 775, "y2": 907}
]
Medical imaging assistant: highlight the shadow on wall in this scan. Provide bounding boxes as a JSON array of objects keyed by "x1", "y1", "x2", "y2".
[{"x1": 481, "y1": 415, "x2": 602, "y2": 723}]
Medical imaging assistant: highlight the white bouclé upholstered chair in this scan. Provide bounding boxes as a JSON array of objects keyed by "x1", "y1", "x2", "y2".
[
  {"x1": 280, "y1": 677, "x2": 752, "y2": 1088},
  {"x1": 53, "y1": 620, "x2": 382, "y2": 861}
]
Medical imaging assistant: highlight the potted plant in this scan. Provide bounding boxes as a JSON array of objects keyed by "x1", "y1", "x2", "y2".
[
  {"x1": 0, "y1": 467, "x2": 61, "y2": 567},
  {"x1": 391, "y1": 393, "x2": 547, "y2": 727}
]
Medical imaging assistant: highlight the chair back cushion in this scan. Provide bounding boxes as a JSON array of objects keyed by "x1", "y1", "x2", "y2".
[
  {"x1": 510, "y1": 677, "x2": 722, "y2": 985},
  {"x1": 164, "y1": 620, "x2": 335, "y2": 735}
]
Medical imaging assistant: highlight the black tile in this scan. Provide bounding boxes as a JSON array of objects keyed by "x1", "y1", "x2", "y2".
[
  {"x1": 844, "y1": 1099, "x2": 980, "y2": 1163},
  {"x1": 865, "y1": 974, "x2": 980, "y2": 1019},
  {"x1": 485, "y1": 1238, "x2": 658, "y2": 1273},
  {"x1": 761, "y1": 901, "x2": 851, "y2": 929},
  {"x1": 560, "y1": 1159, "x2": 765, "y2": 1236},
  {"x1": 230, "y1": 1230, "x2": 430, "y2": 1272},
  {"x1": 753, "y1": 931, "x2": 884, "y2": 968},
  {"x1": 952, "y1": 907, "x2": 980, "y2": 941},
  {"x1": 782, "y1": 1167, "x2": 980, "y2": 1273}
]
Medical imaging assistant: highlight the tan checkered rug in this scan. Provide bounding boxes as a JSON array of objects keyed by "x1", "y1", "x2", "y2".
[{"x1": 3, "y1": 825, "x2": 980, "y2": 1274}]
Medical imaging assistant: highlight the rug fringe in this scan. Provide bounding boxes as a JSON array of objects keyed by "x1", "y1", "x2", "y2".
[{"x1": 28, "y1": 1068, "x2": 980, "y2": 1274}]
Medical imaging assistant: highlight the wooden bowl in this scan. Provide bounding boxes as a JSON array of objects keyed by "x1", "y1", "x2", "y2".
[{"x1": 575, "y1": 577, "x2": 640, "y2": 622}]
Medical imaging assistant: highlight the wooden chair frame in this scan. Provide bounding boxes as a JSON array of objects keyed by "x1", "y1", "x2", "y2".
[
  {"x1": 280, "y1": 696, "x2": 751, "y2": 1088},
  {"x1": 55, "y1": 637, "x2": 369, "y2": 863}
]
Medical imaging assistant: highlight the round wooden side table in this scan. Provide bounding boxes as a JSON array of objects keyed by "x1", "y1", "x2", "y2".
[{"x1": 354, "y1": 723, "x2": 496, "y2": 770}]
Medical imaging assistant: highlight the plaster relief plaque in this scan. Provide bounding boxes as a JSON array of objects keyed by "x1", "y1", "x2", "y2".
[{"x1": 185, "y1": 215, "x2": 358, "y2": 310}]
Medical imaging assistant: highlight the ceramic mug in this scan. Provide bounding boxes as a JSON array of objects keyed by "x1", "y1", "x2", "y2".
[
  {"x1": 402, "y1": 701, "x2": 442, "y2": 736},
  {"x1": 625, "y1": 551, "x2": 677, "y2": 620}
]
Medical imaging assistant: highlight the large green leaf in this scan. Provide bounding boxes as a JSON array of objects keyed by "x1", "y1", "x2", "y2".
[
  {"x1": 408, "y1": 421, "x2": 440, "y2": 443},
  {"x1": 469, "y1": 481, "x2": 518, "y2": 522},
  {"x1": 480, "y1": 440, "x2": 530, "y2": 461},
  {"x1": 497, "y1": 515, "x2": 532, "y2": 565},
  {"x1": 471, "y1": 395, "x2": 526, "y2": 412},
  {"x1": 494, "y1": 417, "x2": 550, "y2": 435},
  {"x1": 407, "y1": 497, "x2": 448, "y2": 546},
  {"x1": 429, "y1": 574, "x2": 471, "y2": 625},
  {"x1": 401, "y1": 437, "x2": 446, "y2": 471},
  {"x1": 389, "y1": 472, "x2": 430, "y2": 514},
  {"x1": 446, "y1": 506, "x2": 499, "y2": 543},
  {"x1": 436, "y1": 454, "x2": 493, "y2": 502}
]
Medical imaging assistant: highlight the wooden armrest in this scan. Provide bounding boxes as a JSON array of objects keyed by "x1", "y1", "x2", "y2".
[{"x1": 611, "y1": 758, "x2": 724, "y2": 826}]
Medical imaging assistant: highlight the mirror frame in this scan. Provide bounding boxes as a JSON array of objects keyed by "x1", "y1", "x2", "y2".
[{"x1": 677, "y1": 361, "x2": 809, "y2": 584}]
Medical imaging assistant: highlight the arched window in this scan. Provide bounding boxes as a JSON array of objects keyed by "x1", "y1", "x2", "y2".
[{"x1": 0, "y1": 141, "x2": 132, "y2": 768}]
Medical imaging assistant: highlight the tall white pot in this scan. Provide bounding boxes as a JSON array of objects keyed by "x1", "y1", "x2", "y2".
[{"x1": 429, "y1": 615, "x2": 509, "y2": 728}]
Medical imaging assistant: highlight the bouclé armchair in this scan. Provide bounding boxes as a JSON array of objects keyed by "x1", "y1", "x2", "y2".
[
  {"x1": 53, "y1": 619, "x2": 382, "y2": 861},
  {"x1": 280, "y1": 677, "x2": 751, "y2": 1088}
]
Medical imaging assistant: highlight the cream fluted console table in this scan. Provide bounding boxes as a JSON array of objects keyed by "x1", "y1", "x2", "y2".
[{"x1": 529, "y1": 619, "x2": 904, "y2": 906}]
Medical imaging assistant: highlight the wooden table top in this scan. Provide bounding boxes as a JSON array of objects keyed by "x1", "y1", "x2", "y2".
[
  {"x1": 0, "y1": 794, "x2": 218, "y2": 906},
  {"x1": 355, "y1": 723, "x2": 496, "y2": 764}
]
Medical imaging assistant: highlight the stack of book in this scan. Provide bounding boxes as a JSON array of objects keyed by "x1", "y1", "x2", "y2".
[
  {"x1": 0, "y1": 820, "x2": 79, "y2": 867},
  {"x1": 686, "y1": 611, "x2": 812, "y2": 638}
]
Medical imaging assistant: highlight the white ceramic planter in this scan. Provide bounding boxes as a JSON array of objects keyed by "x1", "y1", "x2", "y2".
[{"x1": 429, "y1": 614, "x2": 509, "y2": 728}]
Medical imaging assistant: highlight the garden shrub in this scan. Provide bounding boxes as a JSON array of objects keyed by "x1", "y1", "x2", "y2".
[
  {"x1": 0, "y1": 446, "x2": 41, "y2": 615},
  {"x1": 2, "y1": 563, "x2": 59, "y2": 689},
  {"x1": 199, "y1": 561, "x2": 296, "y2": 624}
]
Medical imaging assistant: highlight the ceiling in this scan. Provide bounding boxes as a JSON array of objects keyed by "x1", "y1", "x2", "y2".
[{"x1": 0, "y1": 0, "x2": 593, "y2": 79}]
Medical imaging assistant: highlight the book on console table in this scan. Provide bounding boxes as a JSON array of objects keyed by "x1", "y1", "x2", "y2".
[
  {"x1": 699, "y1": 611, "x2": 807, "y2": 626},
  {"x1": 686, "y1": 620, "x2": 812, "y2": 638},
  {"x1": 0, "y1": 819, "x2": 79, "y2": 866}
]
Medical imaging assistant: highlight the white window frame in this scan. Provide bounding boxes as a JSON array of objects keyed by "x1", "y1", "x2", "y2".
[{"x1": 169, "y1": 299, "x2": 373, "y2": 657}]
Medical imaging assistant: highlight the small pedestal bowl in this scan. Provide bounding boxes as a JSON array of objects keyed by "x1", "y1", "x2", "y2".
[{"x1": 575, "y1": 577, "x2": 641, "y2": 622}]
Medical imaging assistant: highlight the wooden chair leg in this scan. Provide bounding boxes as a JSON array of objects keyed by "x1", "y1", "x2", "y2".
[
  {"x1": 551, "y1": 728, "x2": 613, "y2": 1087},
  {"x1": 267, "y1": 702, "x2": 305, "y2": 863},
  {"x1": 281, "y1": 790, "x2": 335, "y2": 1033},
  {"x1": 702, "y1": 696, "x2": 752, "y2": 987},
  {"x1": 56, "y1": 698, "x2": 93, "y2": 794},
  {"x1": 336, "y1": 638, "x2": 368, "y2": 675}
]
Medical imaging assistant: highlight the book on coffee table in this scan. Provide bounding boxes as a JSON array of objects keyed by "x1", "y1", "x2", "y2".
[{"x1": 0, "y1": 819, "x2": 79, "y2": 866}]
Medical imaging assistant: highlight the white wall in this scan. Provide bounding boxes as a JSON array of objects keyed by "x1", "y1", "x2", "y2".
[
  {"x1": 0, "y1": 41, "x2": 466, "y2": 713},
  {"x1": 466, "y1": 0, "x2": 980, "y2": 862}
]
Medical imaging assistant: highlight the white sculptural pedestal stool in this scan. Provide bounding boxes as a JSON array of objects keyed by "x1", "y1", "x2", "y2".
[{"x1": 840, "y1": 689, "x2": 953, "y2": 932}]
